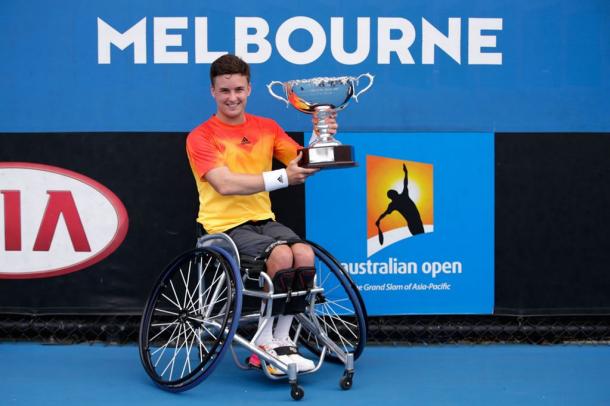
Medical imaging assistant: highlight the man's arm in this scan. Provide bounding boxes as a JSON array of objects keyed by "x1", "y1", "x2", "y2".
[
  {"x1": 205, "y1": 152, "x2": 318, "y2": 195},
  {"x1": 204, "y1": 166, "x2": 264, "y2": 195}
]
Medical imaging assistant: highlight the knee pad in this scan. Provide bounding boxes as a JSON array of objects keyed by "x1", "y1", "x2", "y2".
[
  {"x1": 272, "y1": 268, "x2": 296, "y2": 293},
  {"x1": 285, "y1": 267, "x2": 316, "y2": 315},
  {"x1": 269, "y1": 268, "x2": 296, "y2": 316},
  {"x1": 293, "y1": 266, "x2": 315, "y2": 291}
]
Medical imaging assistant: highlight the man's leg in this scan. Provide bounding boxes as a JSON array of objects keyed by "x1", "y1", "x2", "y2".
[
  {"x1": 291, "y1": 242, "x2": 315, "y2": 268},
  {"x1": 229, "y1": 222, "x2": 315, "y2": 372},
  {"x1": 227, "y1": 225, "x2": 281, "y2": 346},
  {"x1": 272, "y1": 243, "x2": 316, "y2": 372},
  {"x1": 273, "y1": 243, "x2": 315, "y2": 338},
  {"x1": 260, "y1": 223, "x2": 316, "y2": 372}
]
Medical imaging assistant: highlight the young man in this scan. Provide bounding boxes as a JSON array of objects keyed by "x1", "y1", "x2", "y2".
[{"x1": 186, "y1": 54, "x2": 337, "y2": 374}]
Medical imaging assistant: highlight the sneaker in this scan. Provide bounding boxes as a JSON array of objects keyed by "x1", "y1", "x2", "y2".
[
  {"x1": 248, "y1": 349, "x2": 286, "y2": 376},
  {"x1": 274, "y1": 337, "x2": 315, "y2": 372},
  {"x1": 247, "y1": 353, "x2": 261, "y2": 369},
  {"x1": 255, "y1": 341, "x2": 292, "y2": 376}
]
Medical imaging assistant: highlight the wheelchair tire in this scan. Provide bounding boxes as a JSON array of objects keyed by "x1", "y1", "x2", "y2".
[
  {"x1": 306, "y1": 240, "x2": 368, "y2": 322},
  {"x1": 139, "y1": 247, "x2": 242, "y2": 392},
  {"x1": 296, "y1": 242, "x2": 368, "y2": 363}
]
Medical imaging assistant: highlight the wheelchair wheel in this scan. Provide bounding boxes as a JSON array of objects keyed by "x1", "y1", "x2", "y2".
[
  {"x1": 139, "y1": 247, "x2": 242, "y2": 392},
  {"x1": 296, "y1": 241, "x2": 368, "y2": 363}
]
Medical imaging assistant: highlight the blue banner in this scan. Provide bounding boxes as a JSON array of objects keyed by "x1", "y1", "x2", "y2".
[
  {"x1": 306, "y1": 133, "x2": 494, "y2": 315},
  {"x1": 1, "y1": 1, "x2": 609, "y2": 132}
]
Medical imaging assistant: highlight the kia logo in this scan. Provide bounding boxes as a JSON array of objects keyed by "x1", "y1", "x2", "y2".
[{"x1": 0, "y1": 162, "x2": 129, "y2": 279}]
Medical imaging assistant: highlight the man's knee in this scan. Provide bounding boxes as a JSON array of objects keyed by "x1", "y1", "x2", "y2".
[
  {"x1": 291, "y1": 243, "x2": 315, "y2": 267},
  {"x1": 266, "y1": 244, "x2": 293, "y2": 276}
]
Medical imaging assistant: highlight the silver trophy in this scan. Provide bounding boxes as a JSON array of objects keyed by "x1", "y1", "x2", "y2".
[{"x1": 267, "y1": 73, "x2": 374, "y2": 168}]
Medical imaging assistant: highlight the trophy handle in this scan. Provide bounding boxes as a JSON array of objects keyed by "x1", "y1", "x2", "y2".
[
  {"x1": 266, "y1": 81, "x2": 290, "y2": 106},
  {"x1": 353, "y1": 73, "x2": 375, "y2": 102}
]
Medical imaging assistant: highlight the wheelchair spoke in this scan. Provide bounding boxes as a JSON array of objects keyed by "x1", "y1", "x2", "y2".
[
  {"x1": 179, "y1": 261, "x2": 192, "y2": 309},
  {"x1": 199, "y1": 264, "x2": 224, "y2": 316},
  {"x1": 323, "y1": 304, "x2": 359, "y2": 340},
  {"x1": 190, "y1": 255, "x2": 214, "y2": 314},
  {"x1": 324, "y1": 299, "x2": 358, "y2": 328},
  {"x1": 182, "y1": 262, "x2": 200, "y2": 312},
  {"x1": 180, "y1": 325, "x2": 195, "y2": 377},
  {"x1": 154, "y1": 308, "x2": 180, "y2": 317},
  {"x1": 151, "y1": 321, "x2": 179, "y2": 327},
  {"x1": 160, "y1": 293, "x2": 181, "y2": 309},
  {"x1": 319, "y1": 297, "x2": 355, "y2": 315},
  {"x1": 183, "y1": 257, "x2": 211, "y2": 314},
  {"x1": 187, "y1": 311, "x2": 226, "y2": 327},
  {"x1": 167, "y1": 323, "x2": 191, "y2": 380},
  {"x1": 172, "y1": 324, "x2": 197, "y2": 380},
  {"x1": 324, "y1": 283, "x2": 343, "y2": 296},
  {"x1": 197, "y1": 284, "x2": 228, "y2": 314},
  {"x1": 150, "y1": 320, "x2": 180, "y2": 343},
  {"x1": 168, "y1": 279, "x2": 182, "y2": 312},
  {"x1": 316, "y1": 310, "x2": 359, "y2": 331},
  {"x1": 317, "y1": 265, "x2": 333, "y2": 288},
  {"x1": 151, "y1": 322, "x2": 181, "y2": 361},
  {"x1": 160, "y1": 323, "x2": 186, "y2": 378},
  {"x1": 185, "y1": 322, "x2": 211, "y2": 355},
  {"x1": 197, "y1": 328, "x2": 205, "y2": 363},
  {"x1": 193, "y1": 319, "x2": 219, "y2": 341},
  {"x1": 318, "y1": 306, "x2": 355, "y2": 351}
]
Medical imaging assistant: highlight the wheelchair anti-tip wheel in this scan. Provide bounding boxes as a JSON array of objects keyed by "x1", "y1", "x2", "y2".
[
  {"x1": 295, "y1": 240, "x2": 368, "y2": 364},
  {"x1": 139, "y1": 247, "x2": 242, "y2": 392}
]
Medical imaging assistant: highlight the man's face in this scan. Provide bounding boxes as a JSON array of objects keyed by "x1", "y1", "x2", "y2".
[{"x1": 210, "y1": 74, "x2": 251, "y2": 125}]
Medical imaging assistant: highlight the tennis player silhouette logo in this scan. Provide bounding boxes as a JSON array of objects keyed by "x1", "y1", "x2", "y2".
[
  {"x1": 366, "y1": 156, "x2": 433, "y2": 257},
  {"x1": 375, "y1": 163, "x2": 424, "y2": 245}
]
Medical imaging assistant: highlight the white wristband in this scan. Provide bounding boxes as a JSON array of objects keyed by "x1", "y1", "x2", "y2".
[{"x1": 262, "y1": 168, "x2": 289, "y2": 192}]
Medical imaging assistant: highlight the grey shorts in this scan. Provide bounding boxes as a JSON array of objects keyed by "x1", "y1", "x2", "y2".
[{"x1": 226, "y1": 220, "x2": 301, "y2": 259}]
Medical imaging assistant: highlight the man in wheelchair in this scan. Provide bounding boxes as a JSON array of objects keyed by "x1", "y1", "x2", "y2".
[{"x1": 186, "y1": 54, "x2": 338, "y2": 375}]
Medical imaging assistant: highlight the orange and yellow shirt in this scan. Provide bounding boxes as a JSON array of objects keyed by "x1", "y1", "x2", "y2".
[{"x1": 186, "y1": 113, "x2": 300, "y2": 233}]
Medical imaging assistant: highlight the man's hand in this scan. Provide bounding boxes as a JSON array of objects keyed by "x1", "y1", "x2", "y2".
[
  {"x1": 286, "y1": 152, "x2": 319, "y2": 185},
  {"x1": 312, "y1": 108, "x2": 338, "y2": 137}
]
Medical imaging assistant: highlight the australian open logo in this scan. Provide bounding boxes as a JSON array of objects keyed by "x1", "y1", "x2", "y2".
[{"x1": 367, "y1": 155, "x2": 434, "y2": 257}]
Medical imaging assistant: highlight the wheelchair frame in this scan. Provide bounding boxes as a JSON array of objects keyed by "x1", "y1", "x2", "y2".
[{"x1": 138, "y1": 233, "x2": 367, "y2": 400}]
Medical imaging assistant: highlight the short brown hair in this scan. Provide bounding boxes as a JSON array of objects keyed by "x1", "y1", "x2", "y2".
[{"x1": 210, "y1": 54, "x2": 250, "y2": 86}]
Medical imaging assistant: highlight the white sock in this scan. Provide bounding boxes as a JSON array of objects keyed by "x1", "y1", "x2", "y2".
[
  {"x1": 255, "y1": 316, "x2": 275, "y2": 346},
  {"x1": 274, "y1": 315, "x2": 294, "y2": 342}
]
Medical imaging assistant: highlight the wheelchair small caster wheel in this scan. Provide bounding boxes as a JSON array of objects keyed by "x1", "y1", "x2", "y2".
[
  {"x1": 290, "y1": 384, "x2": 304, "y2": 400},
  {"x1": 339, "y1": 372, "x2": 353, "y2": 390}
]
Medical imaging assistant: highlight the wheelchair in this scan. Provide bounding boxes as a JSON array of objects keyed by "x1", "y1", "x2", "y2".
[{"x1": 138, "y1": 233, "x2": 368, "y2": 400}]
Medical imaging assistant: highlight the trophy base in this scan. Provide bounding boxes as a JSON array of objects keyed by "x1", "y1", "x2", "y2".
[{"x1": 298, "y1": 145, "x2": 356, "y2": 169}]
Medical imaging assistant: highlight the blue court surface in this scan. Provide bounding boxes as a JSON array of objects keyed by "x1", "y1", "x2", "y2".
[{"x1": 1, "y1": 343, "x2": 609, "y2": 405}]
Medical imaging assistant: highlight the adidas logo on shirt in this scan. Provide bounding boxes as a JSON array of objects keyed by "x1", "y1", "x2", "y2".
[{"x1": 240, "y1": 136, "x2": 250, "y2": 144}]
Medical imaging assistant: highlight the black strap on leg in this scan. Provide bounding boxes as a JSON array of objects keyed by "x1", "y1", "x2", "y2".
[
  {"x1": 260, "y1": 239, "x2": 314, "y2": 316},
  {"x1": 269, "y1": 268, "x2": 296, "y2": 316},
  {"x1": 293, "y1": 266, "x2": 315, "y2": 291},
  {"x1": 285, "y1": 266, "x2": 316, "y2": 315}
]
